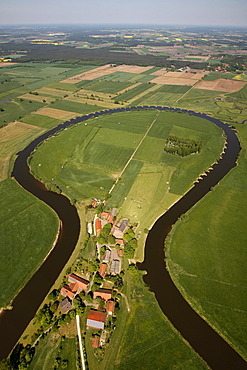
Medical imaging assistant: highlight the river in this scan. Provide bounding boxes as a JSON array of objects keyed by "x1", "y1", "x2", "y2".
[{"x1": 0, "y1": 106, "x2": 246, "y2": 369}]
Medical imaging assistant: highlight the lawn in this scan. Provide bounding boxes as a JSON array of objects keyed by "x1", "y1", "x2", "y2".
[
  {"x1": 0, "y1": 179, "x2": 59, "y2": 308},
  {"x1": 166, "y1": 124, "x2": 247, "y2": 360}
]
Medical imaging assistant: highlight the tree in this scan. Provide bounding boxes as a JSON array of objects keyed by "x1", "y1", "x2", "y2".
[{"x1": 48, "y1": 289, "x2": 59, "y2": 301}]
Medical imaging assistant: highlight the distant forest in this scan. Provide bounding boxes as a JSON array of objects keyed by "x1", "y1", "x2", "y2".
[{"x1": 0, "y1": 42, "x2": 207, "y2": 69}]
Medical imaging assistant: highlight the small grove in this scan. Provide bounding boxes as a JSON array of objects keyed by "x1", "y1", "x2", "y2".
[{"x1": 164, "y1": 135, "x2": 202, "y2": 157}]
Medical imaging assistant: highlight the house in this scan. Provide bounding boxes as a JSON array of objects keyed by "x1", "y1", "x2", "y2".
[
  {"x1": 92, "y1": 200, "x2": 98, "y2": 208},
  {"x1": 99, "y1": 263, "x2": 107, "y2": 278},
  {"x1": 60, "y1": 298, "x2": 72, "y2": 313},
  {"x1": 106, "y1": 300, "x2": 115, "y2": 315},
  {"x1": 93, "y1": 288, "x2": 112, "y2": 301},
  {"x1": 60, "y1": 284, "x2": 77, "y2": 300},
  {"x1": 68, "y1": 274, "x2": 90, "y2": 291},
  {"x1": 92, "y1": 336, "x2": 99, "y2": 348},
  {"x1": 87, "y1": 310, "x2": 107, "y2": 330}
]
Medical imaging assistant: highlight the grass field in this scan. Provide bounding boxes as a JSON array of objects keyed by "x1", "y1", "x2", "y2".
[
  {"x1": 29, "y1": 333, "x2": 77, "y2": 370},
  {"x1": 116, "y1": 83, "x2": 155, "y2": 101},
  {"x1": 0, "y1": 99, "x2": 44, "y2": 126},
  {"x1": 86, "y1": 270, "x2": 208, "y2": 370},
  {"x1": 166, "y1": 124, "x2": 247, "y2": 360},
  {"x1": 0, "y1": 179, "x2": 59, "y2": 308}
]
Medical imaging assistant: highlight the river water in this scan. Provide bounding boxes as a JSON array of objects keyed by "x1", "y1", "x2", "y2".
[{"x1": 0, "y1": 107, "x2": 246, "y2": 369}]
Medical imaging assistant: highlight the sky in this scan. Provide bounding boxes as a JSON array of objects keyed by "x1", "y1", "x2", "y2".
[{"x1": 0, "y1": 0, "x2": 247, "y2": 27}]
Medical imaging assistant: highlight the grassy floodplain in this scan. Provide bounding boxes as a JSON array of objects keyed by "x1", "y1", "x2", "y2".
[
  {"x1": 29, "y1": 110, "x2": 225, "y2": 250},
  {"x1": 166, "y1": 125, "x2": 247, "y2": 360},
  {"x1": 0, "y1": 179, "x2": 59, "y2": 308}
]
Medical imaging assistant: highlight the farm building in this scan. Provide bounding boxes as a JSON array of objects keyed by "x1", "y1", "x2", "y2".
[
  {"x1": 99, "y1": 263, "x2": 107, "y2": 278},
  {"x1": 87, "y1": 310, "x2": 107, "y2": 330},
  {"x1": 103, "y1": 249, "x2": 111, "y2": 263},
  {"x1": 92, "y1": 336, "x2": 99, "y2": 348},
  {"x1": 93, "y1": 288, "x2": 112, "y2": 301},
  {"x1": 106, "y1": 300, "x2": 115, "y2": 315},
  {"x1": 95, "y1": 219, "x2": 102, "y2": 236},
  {"x1": 60, "y1": 298, "x2": 72, "y2": 313},
  {"x1": 68, "y1": 273, "x2": 90, "y2": 291},
  {"x1": 110, "y1": 259, "x2": 121, "y2": 275},
  {"x1": 60, "y1": 284, "x2": 77, "y2": 300}
]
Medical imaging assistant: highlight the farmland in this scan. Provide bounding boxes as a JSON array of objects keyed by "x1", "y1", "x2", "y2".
[
  {"x1": 0, "y1": 179, "x2": 59, "y2": 308},
  {"x1": 166, "y1": 125, "x2": 247, "y2": 360},
  {"x1": 0, "y1": 57, "x2": 246, "y2": 367}
]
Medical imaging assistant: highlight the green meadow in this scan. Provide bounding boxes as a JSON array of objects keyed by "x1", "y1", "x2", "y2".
[
  {"x1": 30, "y1": 109, "x2": 224, "y2": 260},
  {"x1": 166, "y1": 124, "x2": 247, "y2": 360},
  {"x1": 0, "y1": 179, "x2": 59, "y2": 308}
]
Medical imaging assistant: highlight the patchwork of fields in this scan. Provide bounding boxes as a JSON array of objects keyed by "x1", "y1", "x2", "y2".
[{"x1": 0, "y1": 61, "x2": 247, "y2": 365}]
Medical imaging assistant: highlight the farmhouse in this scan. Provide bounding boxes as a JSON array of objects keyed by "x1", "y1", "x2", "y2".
[
  {"x1": 60, "y1": 273, "x2": 89, "y2": 299},
  {"x1": 68, "y1": 273, "x2": 90, "y2": 291},
  {"x1": 60, "y1": 284, "x2": 77, "y2": 300},
  {"x1": 110, "y1": 259, "x2": 121, "y2": 275},
  {"x1": 87, "y1": 310, "x2": 107, "y2": 330},
  {"x1": 93, "y1": 288, "x2": 112, "y2": 301}
]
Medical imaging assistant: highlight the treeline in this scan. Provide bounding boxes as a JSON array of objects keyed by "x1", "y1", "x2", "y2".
[{"x1": 164, "y1": 135, "x2": 202, "y2": 157}]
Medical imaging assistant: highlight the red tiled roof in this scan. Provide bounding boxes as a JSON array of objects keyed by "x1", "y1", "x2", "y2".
[
  {"x1": 93, "y1": 289, "x2": 112, "y2": 301},
  {"x1": 92, "y1": 336, "x2": 99, "y2": 348},
  {"x1": 96, "y1": 219, "x2": 102, "y2": 235},
  {"x1": 108, "y1": 215, "x2": 114, "y2": 223},
  {"x1": 88, "y1": 310, "x2": 107, "y2": 323},
  {"x1": 106, "y1": 300, "x2": 115, "y2": 313},
  {"x1": 99, "y1": 263, "x2": 107, "y2": 278},
  {"x1": 60, "y1": 285, "x2": 76, "y2": 300},
  {"x1": 68, "y1": 274, "x2": 89, "y2": 290}
]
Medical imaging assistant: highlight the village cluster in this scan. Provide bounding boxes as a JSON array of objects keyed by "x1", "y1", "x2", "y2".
[{"x1": 59, "y1": 201, "x2": 132, "y2": 349}]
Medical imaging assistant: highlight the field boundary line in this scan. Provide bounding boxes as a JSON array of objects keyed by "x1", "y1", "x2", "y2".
[
  {"x1": 128, "y1": 84, "x2": 161, "y2": 104},
  {"x1": 175, "y1": 84, "x2": 195, "y2": 103},
  {"x1": 109, "y1": 111, "x2": 160, "y2": 194}
]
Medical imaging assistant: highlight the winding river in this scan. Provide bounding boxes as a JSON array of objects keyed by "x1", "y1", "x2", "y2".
[{"x1": 0, "y1": 106, "x2": 246, "y2": 369}]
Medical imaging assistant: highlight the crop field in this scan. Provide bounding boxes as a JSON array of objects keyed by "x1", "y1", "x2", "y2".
[
  {"x1": 166, "y1": 125, "x2": 247, "y2": 359},
  {"x1": 82, "y1": 80, "x2": 133, "y2": 94},
  {"x1": 194, "y1": 79, "x2": 246, "y2": 92},
  {"x1": 116, "y1": 83, "x2": 155, "y2": 101},
  {"x1": 20, "y1": 114, "x2": 63, "y2": 129},
  {"x1": 0, "y1": 99, "x2": 44, "y2": 126},
  {"x1": 0, "y1": 179, "x2": 59, "y2": 308}
]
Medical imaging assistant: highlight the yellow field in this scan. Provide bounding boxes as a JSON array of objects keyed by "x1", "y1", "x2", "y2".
[
  {"x1": 150, "y1": 76, "x2": 197, "y2": 86},
  {"x1": 61, "y1": 64, "x2": 114, "y2": 83},
  {"x1": 19, "y1": 93, "x2": 56, "y2": 103},
  {"x1": 34, "y1": 87, "x2": 72, "y2": 97},
  {"x1": 34, "y1": 107, "x2": 78, "y2": 120},
  {"x1": 194, "y1": 79, "x2": 246, "y2": 92},
  {"x1": 0, "y1": 121, "x2": 38, "y2": 143}
]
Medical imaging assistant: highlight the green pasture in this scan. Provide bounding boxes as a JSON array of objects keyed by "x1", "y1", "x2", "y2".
[
  {"x1": 97, "y1": 71, "x2": 137, "y2": 82},
  {"x1": 20, "y1": 114, "x2": 63, "y2": 129},
  {"x1": 49, "y1": 100, "x2": 105, "y2": 114},
  {"x1": 86, "y1": 270, "x2": 208, "y2": 370},
  {"x1": 116, "y1": 83, "x2": 155, "y2": 101},
  {"x1": 29, "y1": 333, "x2": 77, "y2": 370},
  {"x1": 82, "y1": 80, "x2": 132, "y2": 94},
  {"x1": 0, "y1": 179, "x2": 59, "y2": 308},
  {"x1": 0, "y1": 99, "x2": 44, "y2": 126},
  {"x1": 166, "y1": 125, "x2": 247, "y2": 359},
  {"x1": 131, "y1": 85, "x2": 190, "y2": 106}
]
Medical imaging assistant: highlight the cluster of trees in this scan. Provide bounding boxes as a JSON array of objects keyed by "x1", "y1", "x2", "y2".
[
  {"x1": 123, "y1": 228, "x2": 137, "y2": 258},
  {"x1": 164, "y1": 135, "x2": 202, "y2": 157},
  {"x1": 97, "y1": 223, "x2": 115, "y2": 245}
]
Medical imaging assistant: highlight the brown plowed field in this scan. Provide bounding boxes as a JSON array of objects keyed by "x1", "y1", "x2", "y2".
[
  {"x1": 34, "y1": 107, "x2": 77, "y2": 120},
  {"x1": 151, "y1": 68, "x2": 167, "y2": 76},
  {"x1": 194, "y1": 78, "x2": 246, "y2": 92},
  {"x1": 114, "y1": 64, "x2": 154, "y2": 73},
  {"x1": 0, "y1": 121, "x2": 37, "y2": 143}
]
